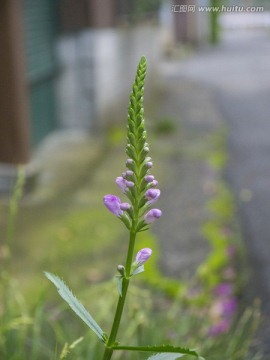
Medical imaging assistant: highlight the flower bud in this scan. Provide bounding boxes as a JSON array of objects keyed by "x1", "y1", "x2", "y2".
[
  {"x1": 151, "y1": 180, "x2": 158, "y2": 187},
  {"x1": 117, "y1": 265, "x2": 126, "y2": 276},
  {"x1": 120, "y1": 202, "x2": 131, "y2": 211},
  {"x1": 145, "y1": 175, "x2": 155, "y2": 182},
  {"x1": 103, "y1": 195, "x2": 123, "y2": 217},
  {"x1": 136, "y1": 248, "x2": 152, "y2": 265},
  {"x1": 144, "y1": 146, "x2": 150, "y2": 153},
  {"x1": 126, "y1": 159, "x2": 133, "y2": 165},
  {"x1": 145, "y1": 189, "x2": 160, "y2": 204},
  {"x1": 116, "y1": 177, "x2": 127, "y2": 192},
  {"x1": 125, "y1": 180, "x2": 134, "y2": 188},
  {"x1": 146, "y1": 162, "x2": 153, "y2": 168},
  {"x1": 144, "y1": 209, "x2": 162, "y2": 224}
]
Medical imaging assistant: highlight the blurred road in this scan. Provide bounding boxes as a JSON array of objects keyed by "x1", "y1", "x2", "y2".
[{"x1": 163, "y1": 29, "x2": 270, "y2": 354}]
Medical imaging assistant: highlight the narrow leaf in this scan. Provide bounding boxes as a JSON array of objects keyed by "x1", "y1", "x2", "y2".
[
  {"x1": 111, "y1": 344, "x2": 203, "y2": 359},
  {"x1": 45, "y1": 272, "x2": 106, "y2": 343},
  {"x1": 132, "y1": 265, "x2": 145, "y2": 276},
  {"x1": 116, "y1": 276, "x2": 123, "y2": 297}
]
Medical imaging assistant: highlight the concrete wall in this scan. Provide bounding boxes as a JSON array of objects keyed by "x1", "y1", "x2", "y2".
[{"x1": 56, "y1": 25, "x2": 162, "y2": 133}]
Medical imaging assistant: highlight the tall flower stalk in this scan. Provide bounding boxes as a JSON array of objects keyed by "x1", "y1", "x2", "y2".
[
  {"x1": 102, "y1": 56, "x2": 161, "y2": 360},
  {"x1": 45, "y1": 57, "x2": 203, "y2": 360}
]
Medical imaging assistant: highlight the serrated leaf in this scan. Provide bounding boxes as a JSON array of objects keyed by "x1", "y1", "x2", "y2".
[
  {"x1": 111, "y1": 344, "x2": 203, "y2": 359},
  {"x1": 45, "y1": 272, "x2": 106, "y2": 343}
]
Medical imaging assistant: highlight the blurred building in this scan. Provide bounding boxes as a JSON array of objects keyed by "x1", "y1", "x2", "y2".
[
  {"x1": 0, "y1": 0, "x2": 211, "y2": 191},
  {"x1": 0, "y1": 1, "x2": 163, "y2": 165},
  {"x1": 171, "y1": 0, "x2": 210, "y2": 44}
]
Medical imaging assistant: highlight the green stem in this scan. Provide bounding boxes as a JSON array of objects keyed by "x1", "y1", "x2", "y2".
[
  {"x1": 102, "y1": 230, "x2": 137, "y2": 360},
  {"x1": 125, "y1": 229, "x2": 137, "y2": 276}
]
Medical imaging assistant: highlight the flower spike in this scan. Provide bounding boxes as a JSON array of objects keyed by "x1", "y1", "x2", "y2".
[{"x1": 103, "y1": 56, "x2": 161, "y2": 229}]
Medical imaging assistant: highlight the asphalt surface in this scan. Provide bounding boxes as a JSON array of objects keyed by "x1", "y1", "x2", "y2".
[
  {"x1": 162, "y1": 29, "x2": 270, "y2": 355},
  {"x1": 151, "y1": 78, "x2": 223, "y2": 280}
]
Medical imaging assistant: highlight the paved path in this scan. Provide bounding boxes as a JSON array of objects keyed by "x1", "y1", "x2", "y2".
[
  {"x1": 151, "y1": 77, "x2": 223, "y2": 280},
  {"x1": 162, "y1": 29, "x2": 270, "y2": 355}
]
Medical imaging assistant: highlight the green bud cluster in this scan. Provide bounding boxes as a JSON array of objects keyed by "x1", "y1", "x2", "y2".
[{"x1": 125, "y1": 57, "x2": 150, "y2": 214}]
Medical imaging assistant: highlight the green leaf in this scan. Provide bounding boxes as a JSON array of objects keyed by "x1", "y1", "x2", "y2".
[
  {"x1": 132, "y1": 265, "x2": 145, "y2": 276},
  {"x1": 44, "y1": 272, "x2": 106, "y2": 343},
  {"x1": 116, "y1": 276, "x2": 123, "y2": 297},
  {"x1": 111, "y1": 344, "x2": 203, "y2": 359},
  {"x1": 146, "y1": 354, "x2": 184, "y2": 360}
]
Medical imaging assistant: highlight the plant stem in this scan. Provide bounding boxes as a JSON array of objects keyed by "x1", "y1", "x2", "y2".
[
  {"x1": 125, "y1": 229, "x2": 137, "y2": 276},
  {"x1": 102, "y1": 230, "x2": 137, "y2": 360}
]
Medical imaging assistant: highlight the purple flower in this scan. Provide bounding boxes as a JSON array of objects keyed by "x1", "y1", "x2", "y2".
[
  {"x1": 144, "y1": 209, "x2": 162, "y2": 224},
  {"x1": 145, "y1": 175, "x2": 155, "y2": 182},
  {"x1": 146, "y1": 162, "x2": 153, "y2": 168},
  {"x1": 116, "y1": 176, "x2": 134, "y2": 193},
  {"x1": 125, "y1": 170, "x2": 134, "y2": 177},
  {"x1": 116, "y1": 177, "x2": 128, "y2": 192},
  {"x1": 103, "y1": 195, "x2": 123, "y2": 217},
  {"x1": 136, "y1": 248, "x2": 152, "y2": 265},
  {"x1": 120, "y1": 202, "x2": 131, "y2": 211},
  {"x1": 145, "y1": 189, "x2": 160, "y2": 204},
  {"x1": 209, "y1": 319, "x2": 230, "y2": 336},
  {"x1": 222, "y1": 298, "x2": 237, "y2": 318},
  {"x1": 151, "y1": 180, "x2": 158, "y2": 187},
  {"x1": 125, "y1": 180, "x2": 134, "y2": 188},
  {"x1": 214, "y1": 283, "x2": 233, "y2": 297}
]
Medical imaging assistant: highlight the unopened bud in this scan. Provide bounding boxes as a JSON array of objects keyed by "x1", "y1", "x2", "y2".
[
  {"x1": 144, "y1": 209, "x2": 162, "y2": 224},
  {"x1": 117, "y1": 265, "x2": 125, "y2": 276},
  {"x1": 136, "y1": 248, "x2": 152, "y2": 265},
  {"x1": 145, "y1": 175, "x2": 155, "y2": 182},
  {"x1": 120, "y1": 202, "x2": 131, "y2": 211}
]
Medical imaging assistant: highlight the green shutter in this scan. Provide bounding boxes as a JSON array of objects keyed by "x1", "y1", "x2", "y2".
[{"x1": 23, "y1": 0, "x2": 60, "y2": 146}]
